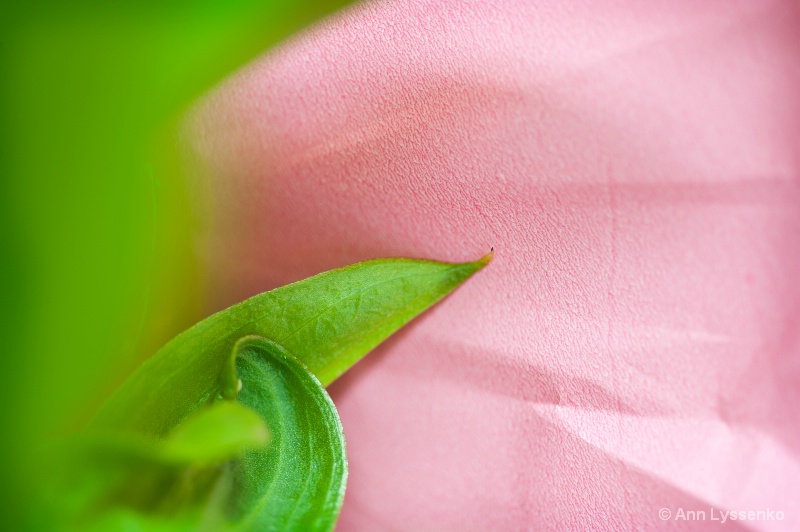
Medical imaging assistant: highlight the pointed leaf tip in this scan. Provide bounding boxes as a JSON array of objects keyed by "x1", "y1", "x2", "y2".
[{"x1": 95, "y1": 254, "x2": 491, "y2": 435}]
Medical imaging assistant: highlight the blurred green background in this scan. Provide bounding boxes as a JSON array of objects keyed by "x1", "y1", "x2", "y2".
[{"x1": 0, "y1": 0, "x2": 352, "y2": 528}]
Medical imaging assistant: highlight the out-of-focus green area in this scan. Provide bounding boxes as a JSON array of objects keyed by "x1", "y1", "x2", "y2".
[{"x1": 0, "y1": 0, "x2": 352, "y2": 528}]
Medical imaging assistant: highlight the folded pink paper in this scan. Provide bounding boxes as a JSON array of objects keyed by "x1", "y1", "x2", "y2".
[{"x1": 190, "y1": 1, "x2": 800, "y2": 529}]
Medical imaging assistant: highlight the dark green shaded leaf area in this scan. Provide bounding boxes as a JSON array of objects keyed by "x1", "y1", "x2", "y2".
[
  {"x1": 229, "y1": 336, "x2": 346, "y2": 531},
  {"x1": 41, "y1": 401, "x2": 267, "y2": 532},
  {"x1": 55, "y1": 255, "x2": 489, "y2": 531}
]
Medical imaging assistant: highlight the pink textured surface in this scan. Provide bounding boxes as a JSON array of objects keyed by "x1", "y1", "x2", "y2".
[{"x1": 190, "y1": 0, "x2": 800, "y2": 530}]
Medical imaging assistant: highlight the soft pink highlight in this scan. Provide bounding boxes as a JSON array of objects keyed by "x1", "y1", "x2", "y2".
[{"x1": 191, "y1": 1, "x2": 800, "y2": 529}]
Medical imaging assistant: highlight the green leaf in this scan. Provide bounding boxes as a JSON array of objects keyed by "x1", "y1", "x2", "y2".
[
  {"x1": 76, "y1": 254, "x2": 490, "y2": 530},
  {"x1": 54, "y1": 339, "x2": 344, "y2": 531},
  {"x1": 160, "y1": 401, "x2": 269, "y2": 466},
  {"x1": 93, "y1": 254, "x2": 491, "y2": 437},
  {"x1": 227, "y1": 336, "x2": 346, "y2": 531},
  {"x1": 44, "y1": 402, "x2": 268, "y2": 530}
]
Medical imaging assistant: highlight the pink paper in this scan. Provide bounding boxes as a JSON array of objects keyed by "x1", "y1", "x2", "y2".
[{"x1": 190, "y1": 1, "x2": 800, "y2": 529}]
